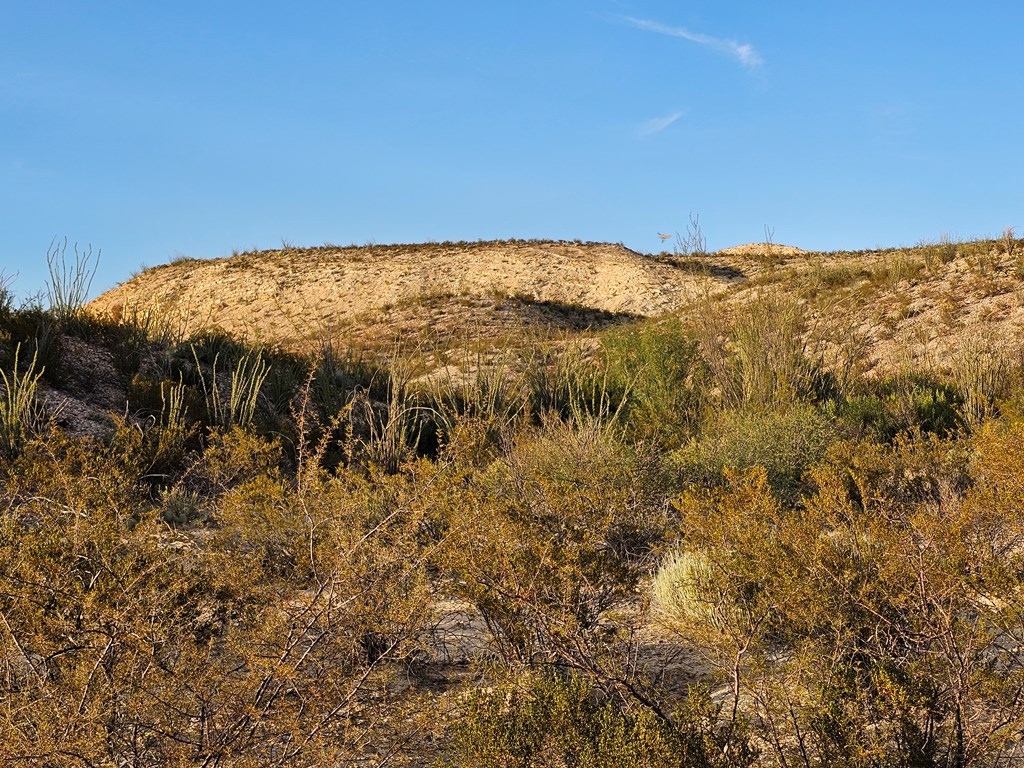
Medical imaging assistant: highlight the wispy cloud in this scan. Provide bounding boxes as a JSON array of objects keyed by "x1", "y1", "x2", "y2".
[
  {"x1": 638, "y1": 111, "x2": 683, "y2": 137},
  {"x1": 622, "y1": 16, "x2": 763, "y2": 69}
]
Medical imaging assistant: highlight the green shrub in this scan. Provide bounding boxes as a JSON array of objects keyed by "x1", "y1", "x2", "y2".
[
  {"x1": 602, "y1": 317, "x2": 705, "y2": 448},
  {"x1": 444, "y1": 671, "x2": 740, "y2": 768},
  {"x1": 0, "y1": 307, "x2": 62, "y2": 386},
  {"x1": 836, "y1": 394, "x2": 894, "y2": 440},
  {"x1": 670, "y1": 402, "x2": 839, "y2": 501},
  {"x1": 876, "y1": 372, "x2": 962, "y2": 437},
  {"x1": 192, "y1": 347, "x2": 271, "y2": 429}
]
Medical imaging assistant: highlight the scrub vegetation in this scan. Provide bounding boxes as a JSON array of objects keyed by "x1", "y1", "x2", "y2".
[{"x1": 2, "y1": 235, "x2": 1024, "y2": 766}]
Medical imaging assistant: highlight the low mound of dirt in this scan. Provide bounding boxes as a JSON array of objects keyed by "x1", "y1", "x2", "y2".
[
  {"x1": 89, "y1": 240, "x2": 727, "y2": 351},
  {"x1": 718, "y1": 242, "x2": 807, "y2": 257}
]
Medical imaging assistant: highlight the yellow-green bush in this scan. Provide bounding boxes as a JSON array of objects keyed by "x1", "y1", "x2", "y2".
[
  {"x1": 439, "y1": 417, "x2": 671, "y2": 663},
  {"x1": 658, "y1": 433, "x2": 1024, "y2": 767},
  {"x1": 671, "y1": 402, "x2": 839, "y2": 501},
  {"x1": 445, "y1": 671, "x2": 747, "y2": 768},
  {"x1": 601, "y1": 316, "x2": 706, "y2": 448},
  {"x1": 0, "y1": 423, "x2": 434, "y2": 765}
]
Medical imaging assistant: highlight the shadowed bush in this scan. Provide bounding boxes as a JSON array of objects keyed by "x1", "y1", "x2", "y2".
[{"x1": 445, "y1": 671, "x2": 748, "y2": 768}]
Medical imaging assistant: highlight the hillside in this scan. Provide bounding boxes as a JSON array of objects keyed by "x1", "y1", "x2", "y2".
[
  {"x1": 89, "y1": 239, "x2": 760, "y2": 351},
  {"x1": 5, "y1": 232, "x2": 1024, "y2": 765},
  {"x1": 90, "y1": 236, "x2": 1024, "y2": 377}
]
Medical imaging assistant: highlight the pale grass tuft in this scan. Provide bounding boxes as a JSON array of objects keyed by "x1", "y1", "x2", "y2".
[
  {"x1": 192, "y1": 347, "x2": 271, "y2": 428},
  {"x1": 0, "y1": 343, "x2": 45, "y2": 458}
]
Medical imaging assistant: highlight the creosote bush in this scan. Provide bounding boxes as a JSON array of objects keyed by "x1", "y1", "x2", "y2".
[
  {"x1": 446, "y1": 670, "x2": 746, "y2": 768},
  {"x1": 656, "y1": 427, "x2": 1022, "y2": 767},
  {"x1": 671, "y1": 402, "x2": 840, "y2": 500},
  {"x1": 438, "y1": 416, "x2": 671, "y2": 665},
  {"x1": 0, "y1": 423, "x2": 435, "y2": 765}
]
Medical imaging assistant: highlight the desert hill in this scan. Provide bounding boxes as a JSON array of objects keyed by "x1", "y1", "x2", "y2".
[
  {"x1": 89, "y1": 235, "x2": 1024, "y2": 377},
  {"x1": 89, "y1": 240, "x2": 757, "y2": 351}
]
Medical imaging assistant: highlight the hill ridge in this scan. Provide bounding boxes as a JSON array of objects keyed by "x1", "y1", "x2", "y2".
[{"x1": 90, "y1": 239, "x2": 727, "y2": 351}]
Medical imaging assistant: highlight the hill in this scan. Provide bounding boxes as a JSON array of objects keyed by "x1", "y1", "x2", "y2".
[
  {"x1": 89, "y1": 239, "x2": 755, "y2": 351},
  {"x1": 90, "y1": 235, "x2": 1024, "y2": 377},
  {"x1": 91, "y1": 240, "x2": 674, "y2": 349}
]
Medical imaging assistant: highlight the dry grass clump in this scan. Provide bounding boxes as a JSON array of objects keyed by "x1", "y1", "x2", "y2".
[
  {"x1": 691, "y1": 290, "x2": 833, "y2": 409},
  {"x1": 0, "y1": 344, "x2": 45, "y2": 458}
]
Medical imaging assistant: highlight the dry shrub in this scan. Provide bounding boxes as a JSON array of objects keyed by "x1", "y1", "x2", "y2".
[
  {"x1": 0, "y1": 426, "x2": 433, "y2": 766},
  {"x1": 692, "y1": 292, "x2": 828, "y2": 410},
  {"x1": 948, "y1": 337, "x2": 1022, "y2": 427},
  {"x1": 444, "y1": 670, "x2": 741, "y2": 768},
  {"x1": 439, "y1": 417, "x2": 669, "y2": 665},
  {"x1": 659, "y1": 425, "x2": 1024, "y2": 766}
]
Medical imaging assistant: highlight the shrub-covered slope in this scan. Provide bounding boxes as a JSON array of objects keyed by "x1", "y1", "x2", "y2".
[{"x1": 3, "y1": 234, "x2": 1024, "y2": 765}]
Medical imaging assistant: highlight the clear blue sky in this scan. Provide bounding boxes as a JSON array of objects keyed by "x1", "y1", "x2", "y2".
[{"x1": 3, "y1": 1, "x2": 1021, "y2": 299}]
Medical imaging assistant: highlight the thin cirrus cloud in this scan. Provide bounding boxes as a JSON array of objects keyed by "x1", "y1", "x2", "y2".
[
  {"x1": 638, "y1": 111, "x2": 683, "y2": 137},
  {"x1": 621, "y1": 16, "x2": 763, "y2": 70}
]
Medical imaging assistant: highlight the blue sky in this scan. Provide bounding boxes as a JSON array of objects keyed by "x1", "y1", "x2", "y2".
[{"x1": 2, "y1": 1, "x2": 1022, "y2": 298}]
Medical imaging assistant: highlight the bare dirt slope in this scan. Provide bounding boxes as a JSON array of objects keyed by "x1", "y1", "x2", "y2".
[
  {"x1": 90, "y1": 240, "x2": 749, "y2": 350},
  {"x1": 89, "y1": 236, "x2": 1024, "y2": 375}
]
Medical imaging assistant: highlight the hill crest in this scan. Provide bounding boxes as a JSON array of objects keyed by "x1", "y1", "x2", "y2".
[{"x1": 90, "y1": 239, "x2": 733, "y2": 350}]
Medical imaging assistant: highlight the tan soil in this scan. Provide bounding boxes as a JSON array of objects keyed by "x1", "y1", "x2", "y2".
[
  {"x1": 718, "y1": 242, "x2": 807, "y2": 257},
  {"x1": 87, "y1": 237, "x2": 1024, "y2": 377},
  {"x1": 90, "y1": 241, "x2": 743, "y2": 351}
]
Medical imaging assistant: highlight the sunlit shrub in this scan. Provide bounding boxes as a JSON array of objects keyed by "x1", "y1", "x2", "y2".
[
  {"x1": 693, "y1": 292, "x2": 827, "y2": 410},
  {"x1": 439, "y1": 417, "x2": 670, "y2": 663},
  {"x1": 191, "y1": 425, "x2": 283, "y2": 494},
  {"x1": 650, "y1": 549, "x2": 735, "y2": 632},
  {"x1": 0, "y1": 422, "x2": 433, "y2": 765},
  {"x1": 670, "y1": 402, "x2": 839, "y2": 500},
  {"x1": 661, "y1": 441, "x2": 1024, "y2": 766},
  {"x1": 602, "y1": 317, "x2": 706, "y2": 448}
]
